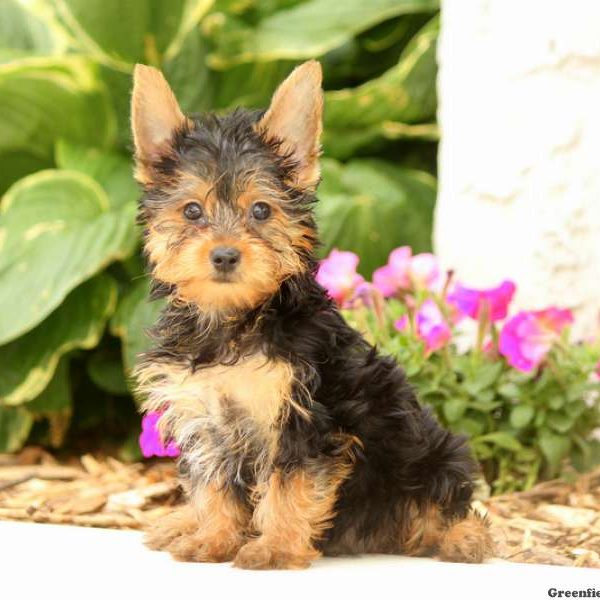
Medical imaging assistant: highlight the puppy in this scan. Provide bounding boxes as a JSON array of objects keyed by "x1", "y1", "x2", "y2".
[{"x1": 131, "y1": 61, "x2": 494, "y2": 569}]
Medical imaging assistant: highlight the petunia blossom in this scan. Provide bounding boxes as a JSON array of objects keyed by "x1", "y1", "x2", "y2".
[
  {"x1": 373, "y1": 247, "x2": 441, "y2": 297},
  {"x1": 448, "y1": 280, "x2": 516, "y2": 322},
  {"x1": 316, "y1": 249, "x2": 364, "y2": 306},
  {"x1": 395, "y1": 299, "x2": 451, "y2": 354},
  {"x1": 498, "y1": 308, "x2": 573, "y2": 372},
  {"x1": 139, "y1": 412, "x2": 180, "y2": 458}
]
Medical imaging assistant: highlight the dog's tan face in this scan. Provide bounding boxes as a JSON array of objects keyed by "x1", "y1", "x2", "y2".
[{"x1": 131, "y1": 62, "x2": 323, "y2": 313}]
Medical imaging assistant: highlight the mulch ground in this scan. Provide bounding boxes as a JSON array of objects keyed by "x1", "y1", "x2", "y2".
[{"x1": 1, "y1": 448, "x2": 599, "y2": 569}]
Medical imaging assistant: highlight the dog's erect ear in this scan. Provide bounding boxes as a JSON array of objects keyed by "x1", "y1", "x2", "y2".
[
  {"x1": 131, "y1": 64, "x2": 189, "y2": 181},
  {"x1": 257, "y1": 60, "x2": 323, "y2": 190}
]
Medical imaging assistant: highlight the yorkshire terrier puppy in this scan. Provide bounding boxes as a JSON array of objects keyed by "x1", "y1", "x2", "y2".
[{"x1": 131, "y1": 61, "x2": 494, "y2": 569}]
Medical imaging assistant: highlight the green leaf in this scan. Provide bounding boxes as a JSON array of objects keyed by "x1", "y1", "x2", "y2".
[
  {"x1": 0, "y1": 0, "x2": 59, "y2": 54},
  {"x1": 26, "y1": 358, "x2": 72, "y2": 447},
  {"x1": 442, "y1": 398, "x2": 467, "y2": 423},
  {"x1": 0, "y1": 275, "x2": 117, "y2": 405},
  {"x1": 54, "y1": 0, "x2": 212, "y2": 67},
  {"x1": 0, "y1": 406, "x2": 33, "y2": 452},
  {"x1": 0, "y1": 57, "x2": 115, "y2": 162},
  {"x1": 209, "y1": 0, "x2": 439, "y2": 67},
  {"x1": 476, "y1": 432, "x2": 522, "y2": 452},
  {"x1": 317, "y1": 158, "x2": 435, "y2": 275},
  {"x1": 55, "y1": 141, "x2": 138, "y2": 210},
  {"x1": 0, "y1": 170, "x2": 136, "y2": 344},
  {"x1": 211, "y1": 60, "x2": 295, "y2": 110},
  {"x1": 162, "y1": 25, "x2": 215, "y2": 113},
  {"x1": 454, "y1": 417, "x2": 484, "y2": 438},
  {"x1": 510, "y1": 404, "x2": 534, "y2": 429},
  {"x1": 110, "y1": 280, "x2": 165, "y2": 381},
  {"x1": 323, "y1": 16, "x2": 438, "y2": 158},
  {"x1": 463, "y1": 362, "x2": 503, "y2": 395},
  {"x1": 87, "y1": 346, "x2": 129, "y2": 396},
  {"x1": 497, "y1": 382, "x2": 521, "y2": 400},
  {"x1": 0, "y1": 152, "x2": 52, "y2": 197},
  {"x1": 546, "y1": 411, "x2": 575, "y2": 434},
  {"x1": 539, "y1": 430, "x2": 571, "y2": 474}
]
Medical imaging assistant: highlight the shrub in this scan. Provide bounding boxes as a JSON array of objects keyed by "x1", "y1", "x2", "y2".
[
  {"x1": 317, "y1": 248, "x2": 600, "y2": 493},
  {"x1": 0, "y1": 0, "x2": 440, "y2": 453}
]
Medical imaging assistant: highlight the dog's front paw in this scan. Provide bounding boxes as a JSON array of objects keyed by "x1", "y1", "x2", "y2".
[
  {"x1": 144, "y1": 506, "x2": 198, "y2": 551},
  {"x1": 233, "y1": 539, "x2": 318, "y2": 570},
  {"x1": 167, "y1": 532, "x2": 244, "y2": 563}
]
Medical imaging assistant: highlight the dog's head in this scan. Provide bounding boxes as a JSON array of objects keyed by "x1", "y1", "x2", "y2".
[{"x1": 131, "y1": 61, "x2": 322, "y2": 314}]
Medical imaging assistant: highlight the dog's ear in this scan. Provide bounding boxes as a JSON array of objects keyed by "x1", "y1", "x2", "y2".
[
  {"x1": 131, "y1": 64, "x2": 189, "y2": 182},
  {"x1": 257, "y1": 60, "x2": 323, "y2": 190}
]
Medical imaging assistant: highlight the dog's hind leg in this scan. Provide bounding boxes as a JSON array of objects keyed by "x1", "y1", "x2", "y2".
[{"x1": 403, "y1": 504, "x2": 494, "y2": 563}]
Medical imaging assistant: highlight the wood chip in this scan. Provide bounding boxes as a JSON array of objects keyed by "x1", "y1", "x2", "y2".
[
  {"x1": 1, "y1": 448, "x2": 599, "y2": 569},
  {"x1": 534, "y1": 505, "x2": 597, "y2": 529}
]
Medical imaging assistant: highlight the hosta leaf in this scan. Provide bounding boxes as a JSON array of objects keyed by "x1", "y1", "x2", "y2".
[
  {"x1": 0, "y1": 0, "x2": 58, "y2": 54},
  {"x1": 0, "y1": 152, "x2": 52, "y2": 196},
  {"x1": 111, "y1": 280, "x2": 166, "y2": 382},
  {"x1": 26, "y1": 358, "x2": 72, "y2": 447},
  {"x1": 317, "y1": 158, "x2": 435, "y2": 276},
  {"x1": 56, "y1": 141, "x2": 138, "y2": 210},
  {"x1": 0, "y1": 170, "x2": 136, "y2": 344},
  {"x1": 0, "y1": 275, "x2": 117, "y2": 405},
  {"x1": 0, "y1": 406, "x2": 33, "y2": 452},
  {"x1": 0, "y1": 57, "x2": 115, "y2": 161},
  {"x1": 87, "y1": 346, "x2": 129, "y2": 396},
  {"x1": 53, "y1": 0, "x2": 212, "y2": 67},
  {"x1": 211, "y1": 61, "x2": 295, "y2": 110},
  {"x1": 209, "y1": 0, "x2": 439, "y2": 67},
  {"x1": 323, "y1": 16, "x2": 438, "y2": 158},
  {"x1": 162, "y1": 26, "x2": 215, "y2": 114}
]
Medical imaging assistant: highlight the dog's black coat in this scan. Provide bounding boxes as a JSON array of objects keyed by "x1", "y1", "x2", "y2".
[{"x1": 140, "y1": 109, "x2": 477, "y2": 555}]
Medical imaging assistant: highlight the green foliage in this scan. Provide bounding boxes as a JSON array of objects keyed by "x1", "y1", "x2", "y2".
[
  {"x1": 353, "y1": 309, "x2": 600, "y2": 494},
  {"x1": 318, "y1": 158, "x2": 435, "y2": 275},
  {"x1": 0, "y1": 1, "x2": 438, "y2": 453}
]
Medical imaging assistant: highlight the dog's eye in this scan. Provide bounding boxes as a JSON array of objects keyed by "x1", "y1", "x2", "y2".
[
  {"x1": 183, "y1": 202, "x2": 203, "y2": 221},
  {"x1": 251, "y1": 202, "x2": 271, "y2": 221}
]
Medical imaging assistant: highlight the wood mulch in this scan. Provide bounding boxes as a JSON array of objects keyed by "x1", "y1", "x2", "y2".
[{"x1": 0, "y1": 447, "x2": 599, "y2": 569}]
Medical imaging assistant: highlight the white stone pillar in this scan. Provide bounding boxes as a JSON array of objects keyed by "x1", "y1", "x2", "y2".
[{"x1": 435, "y1": 0, "x2": 600, "y2": 337}]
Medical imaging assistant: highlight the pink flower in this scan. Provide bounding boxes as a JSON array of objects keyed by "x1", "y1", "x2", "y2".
[
  {"x1": 373, "y1": 247, "x2": 412, "y2": 296},
  {"x1": 395, "y1": 299, "x2": 451, "y2": 354},
  {"x1": 448, "y1": 280, "x2": 516, "y2": 322},
  {"x1": 139, "y1": 412, "x2": 180, "y2": 458},
  {"x1": 373, "y1": 247, "x2": 441, "y2": 297},
  {"x1": 316, "y1": 249, "x2": 364, "y2": 305},
  {"x1": 499, "y1": 308, "x2": 573, "y2": 372}
]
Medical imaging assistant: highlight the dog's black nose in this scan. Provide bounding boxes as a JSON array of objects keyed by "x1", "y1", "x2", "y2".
[{"x1": 210, "y1": 246, "x2": 241, "y2": 273}]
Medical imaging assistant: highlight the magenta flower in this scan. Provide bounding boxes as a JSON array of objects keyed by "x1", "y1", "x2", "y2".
[
  {"x1": 448, "y1": 280, "x2": 516, "y2": 322},
  {"x1": 499, "y1": 308, "x2": 573, "y2": 372},
  {"x1": 373, "y1": 247, "x2": 441, "y2": 297},
  {"x1": 395, "y1": 299, "x2": 451, "y2": 354},
  {"x1": 316, "y1": 249, "x2": 365, "y2": 305},
  {"x1": 139, "y1": 412, "x2": 180, "y2": 458}
]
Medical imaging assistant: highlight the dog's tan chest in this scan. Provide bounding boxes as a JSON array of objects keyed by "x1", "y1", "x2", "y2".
[{"x1": 138, "y1": 354, "x2": 294, "y2": 434}]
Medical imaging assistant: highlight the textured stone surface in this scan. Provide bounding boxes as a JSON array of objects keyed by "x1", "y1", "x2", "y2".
[{"x1": 435, "y1": 0, "x2": 600, "y2": 337}]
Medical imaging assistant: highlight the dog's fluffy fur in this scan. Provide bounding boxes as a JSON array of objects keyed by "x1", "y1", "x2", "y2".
[{"x1": 131, "y1": 61, "x2": 494, "y2": 569}]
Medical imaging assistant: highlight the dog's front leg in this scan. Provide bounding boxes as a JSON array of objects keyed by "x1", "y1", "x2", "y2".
[
  {"x1": 146, "y1": 482, "x2": 250, "y2": 562},
  {"x1": 234, "y1": 445, "x2": 355, "y2": 570}
]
